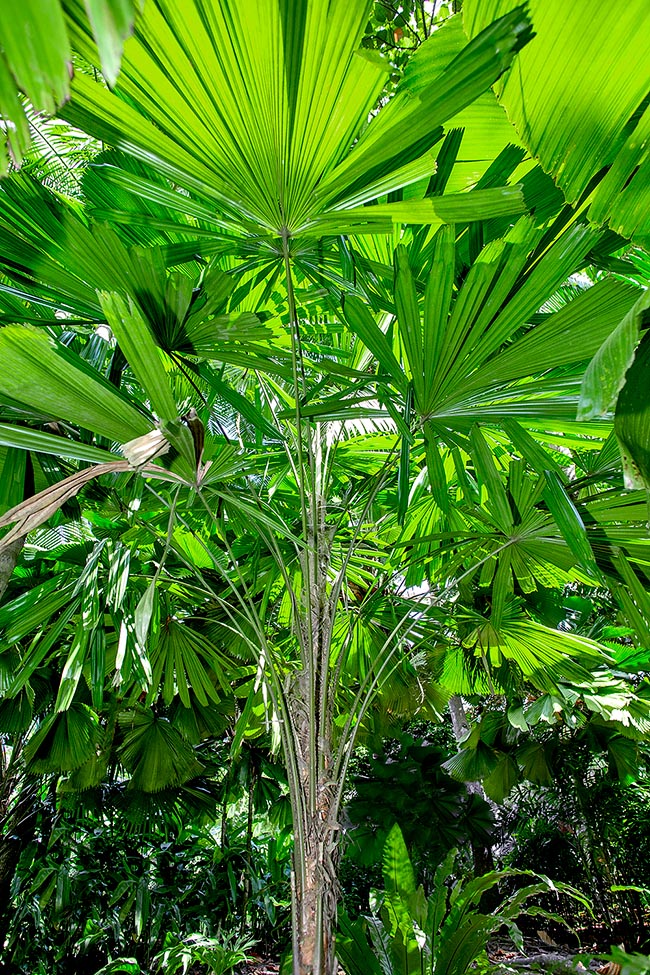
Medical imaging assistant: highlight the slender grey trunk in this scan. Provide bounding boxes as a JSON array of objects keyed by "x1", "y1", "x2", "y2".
[
  {"x1": 290, "y1": 488, "x2": 340, "y2": 975},
  {"x1": 291, "y1": 756, "x2": 339, "y2": 975},
  {"x1": 281, "y1": 230, "x2": 342, "y2": 971},
  {"x1": 290, "y1": 666, "x2": 340, "y2": 975},
  {"x1": 449, "y1": 693, "x2": 471, "y2": 741}
]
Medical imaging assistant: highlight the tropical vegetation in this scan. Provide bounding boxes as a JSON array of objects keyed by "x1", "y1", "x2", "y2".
[{"x1": 1, "y1": 1, "x2": 650, "y2": 974}]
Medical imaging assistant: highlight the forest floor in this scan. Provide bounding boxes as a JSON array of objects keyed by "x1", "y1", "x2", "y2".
[{"x1": 236, "y1": 931, "x2": 627, "y2": 975}]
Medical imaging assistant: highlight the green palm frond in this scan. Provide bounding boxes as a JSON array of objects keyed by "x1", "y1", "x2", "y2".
[
  {"x1": 148, "y1": 618, "x2": 236, "y2": 709},
  {"x1": 61, "y1": 1, "x2": 532, "y2": 238},
  {"x1": 24, "y1": 703, "x2": 102, "y2": 772},
  {"x1": 464, "y1": 0, "x2": 650, "y2": 240},
  {"x1": 442, "y1": 601, "x2": 615, "y2": 696},
  {"x1": 117, "y1": 707, "x2": 204, "y2": 792}
]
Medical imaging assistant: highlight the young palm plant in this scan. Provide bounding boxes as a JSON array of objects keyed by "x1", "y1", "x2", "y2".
[{"x1": 2, "y1": 3, "x2": 650, "y2": 974}]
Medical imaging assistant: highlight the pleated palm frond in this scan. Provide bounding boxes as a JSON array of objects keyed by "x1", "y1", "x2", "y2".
[
  {"x1": 441, "y1": 604, "x2": 616, "y2": 698},
  {"x1": 391, "y1": 221, "x2": 641, "y2": 441},
  {"x1": 58, "y1": 776, "x2": 222, "y2": 832},
  {"x1": 117, "y1": 707, "x2": 204, "y2": 792},
  {"x1": 464, "y1": 0, "x2": 650, "y2": 241},
  {"x1": 0, "y1": 174, "x2": 274, "y2": 353},
  {"x1": 60, "y1": 1, "x2": 532, "y2": 239},
  {"x1": 24, "y1": 703, "x2": 102, "y2": 772},
  {"x1": 147, "y1": 618, "x2": 238, "y2": 709}
]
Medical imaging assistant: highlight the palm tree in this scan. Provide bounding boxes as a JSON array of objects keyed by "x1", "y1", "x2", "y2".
[{"x1": 1, "y1": 2, "x2": 650, "y2": 973}]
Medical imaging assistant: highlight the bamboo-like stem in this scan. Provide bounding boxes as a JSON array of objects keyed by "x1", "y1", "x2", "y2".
[
  {"x1": 278, "y1": 230, "x2": 343, "y2": 975},
  {"x1": 279, "y1": 231, "x2": 323, "y2": 823}
]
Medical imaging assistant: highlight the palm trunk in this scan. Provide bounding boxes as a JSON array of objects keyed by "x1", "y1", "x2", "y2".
[
  {"x1": 289, "y1": 605, "x2": 340, "y2": 975},
  {"x1": 280, "y1": 236, "x2": 341, "y2": 973},
  {"x1": 292, "y1": 795, "x2": 339, "y2": 975},
  {"x1": 289, "y1": 496, "x2": 341, "y2": 975}
]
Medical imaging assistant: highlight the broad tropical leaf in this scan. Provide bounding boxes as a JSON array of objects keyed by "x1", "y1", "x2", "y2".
[
  {"x1": 0, "y1": 325, "x2": 151, "y2": 442},
  {"x1": 0, "y1": 0, "x2": 140, "y2": 172},
  {"x1": 464, "y1": 0, "x2": 650, "y2": 239}
]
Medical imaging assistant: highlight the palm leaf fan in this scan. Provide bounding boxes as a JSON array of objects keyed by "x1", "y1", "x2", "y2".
[{"x1": 62, "y1": 0, "x2": 532, "y2": 238}]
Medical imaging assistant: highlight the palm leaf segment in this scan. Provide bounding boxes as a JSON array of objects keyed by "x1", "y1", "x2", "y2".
[
  {"x1": 464, "y1": 0, "x2": 650, "y2": 241},
  {"x1": 0, "y1": 0, "x2": 140, "y2": 173},
  {"x1": 392, "y1": 222, "x2": 640, "y2": 439},
  {"x1": 62, "y1": 1, "x2": 532, "y2": 238}
]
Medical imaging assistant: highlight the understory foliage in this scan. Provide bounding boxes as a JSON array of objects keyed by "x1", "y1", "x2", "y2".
[
  {"x1": 3, "y1": 767, "x2": 289, "y2": 974},
  {"x1": 337, "y1": 822, "x2": 590, "y2": 975},
  {"x1": 1, "y1": 0, "x2": 650, "y2": 973}
]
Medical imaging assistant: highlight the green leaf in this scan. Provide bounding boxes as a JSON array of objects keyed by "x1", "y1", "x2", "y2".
[
  {"x1": 83, "y1": 0, "x2": 140, "y2": 87},
  {"x1": 542, "y1": 471, "x2": 602, "y2": 582},
  {"x1": 0, "y1": 54, "x2": 31, "y2": 174},
  {"x1": 484, "y1": 276, "x2": 641, "y2": 395},
  {"x1": 395, "y1": 246, "x2": 424, "y2": 407},
  {"x1": 343, "y1": 295, "x2": 406, "y2": 392},
  {"x1": 312, "y1": 186, "x2": 525, "y2": 235},
  {"x1": 501, "y1": 420, "x2": 566, "y2": 482},
  {"x1": 0, "y1": 574, "x2": 76, "y2": 644},
  {"x1": 118, "y1": 709, "x2": 203, "y2": 791},
  {"x1": 25, "y1": 704, "x2": 102, "y2": 772},
  {"x1": 4, "y1": 601, "x2": 79, "y2": 696},
  {"x1": 134, "y1": 580, "x2": 156, "y2": 655},
  {"x1": 607, "y1": 735, "x2": 638, "y2": 785},
  {"x1": 149, "y1": 619, "x2": 231, "y2": 709},
  {"x1": 464, "y1": 0, "x2": 650, "y2": 239},
  {"x1": 0, "y1": 0, "x2": 71, "y2": 115},
  {"x1": 424, "y1": 428, "x2": 449, "y2": 513},
  {"x1": 63, "y1": 1, "x2": 531, "y2": 237},
  {"x1": 336, "y1": 910, "x2": 382, "y2": 975},
  {"x1": 99, "y1": 290, "x2": 177, "y2": 423},
  {"x1": 397, "y1": 386, "x2": 413, "y2": 525},
  {"x1": 615, "y1": 333, "x2": 650, "y2": 489},
  {"x1": 90, "y1": 627, "x2": 106, "y2": 708},
  {"x1": 319, "y1": 7, "x2": 532, "y2": 212},
  {"x1": 517, "y1": 741, "x2": 552, "y2": 785},
  {"x1": 64, "y1": 0, "x2": 387, "y2": 231},
  {"x1": 579, "y1": 289, "x2": 650, "y2": 421},
  {"x1": 0, "y1": 326, "x2": 151, "y2": 443},
  {"x1": 0, "y1": 423, "x2": 118, "y2": 465},
  {"x1": 483, "y1": 754, "x2": 519, "y2": 803},
  {"x1": 55, "y1": 621, "x2": 91, "y2": 711},
  {"x1": 421, "y1": 226, "x2": 455, "y2": 415},
  {"x1": 91, "y1": 959, "x2": 140, "y2": 975},
  {"x1": 610, "y1": 552, "x2": 650, "y2": 647},
  {"x1": 469, "y1": 426, "x2": 512, "y2": 530},
  {"x1": 0, "y1": 447, "x2": 26, "y2": 517},
  {"x1": 203, "y1": 369, "x2": 284, "y2": 442},
  {"x1": 442, "y1": 743, "x2": 499, "y2": 782},
  {"x1": 382, "y1": 824, "x2": 416, "y2": 898}
]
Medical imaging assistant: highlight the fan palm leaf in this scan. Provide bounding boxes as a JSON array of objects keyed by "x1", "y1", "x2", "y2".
[
  {"x1": 61, "y1": 2, "x2": 532, "y2": 238},
  {"x1": 464, "y1": 0, "x2": 650, "y2": 240}
]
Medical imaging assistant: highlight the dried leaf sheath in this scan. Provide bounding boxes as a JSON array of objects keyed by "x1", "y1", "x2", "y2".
[{"x1": 0, "y1": 461, "x2": 130, "y2": 551}]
